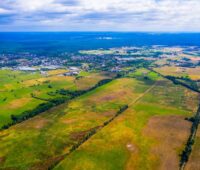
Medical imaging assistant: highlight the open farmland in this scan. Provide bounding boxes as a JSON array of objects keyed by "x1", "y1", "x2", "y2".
[
  {"x1": 0, "y1": 70, "x2": 165, "y2": 170},
  {"x1": 54, "y1": 74, "x2": 199, "y2": 170},
  {"x1": 0, "y1": 69, "x2": 110, "y2": 128},
  {"x1": 0, "y1": 44, "x2": 200, "y2": 170}
]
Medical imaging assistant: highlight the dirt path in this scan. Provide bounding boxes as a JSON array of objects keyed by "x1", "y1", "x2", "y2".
[{"x1": 128, "y1": 81, "x2": 158, "y2": 106}]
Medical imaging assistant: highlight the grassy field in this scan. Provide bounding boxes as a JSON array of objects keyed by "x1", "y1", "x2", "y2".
[
  {"x1": 54, "y1": 72, "x2": 199, "y2": 170},
  {"x1": 0, "y1": 69, "x2": 109, "y2": 128},
  {"x1": 0, "y1": 68, "x2": 199, "y2": 170},
  {"x1": 0, "y1": 70, "x2": 44, "y2": 127},
  {"x1": 0, "y1": 69, "x2": 160, "y2": 170},
  {"x1": 154, "y1": 66, "x2": 200, "y2": 81}
]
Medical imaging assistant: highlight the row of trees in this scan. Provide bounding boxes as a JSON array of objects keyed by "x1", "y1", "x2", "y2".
[
  {"x1": 165, "y1": 76, "x2": 199, "y2": 93},
  {"x1": 57, "y1": 79, "x2": 113, "y2": 98},
  {"x1": 180, "y1": 106, "x2": 200, "y2": 167},
  {"x1": 148, "y1": 68, "x2": 199, "y2": 93},
  {"x1": 69, "y1": 105, "x2": 128, "y2": 152},
  {"x1": 104, "y1": 105, "x2": 129, "y2": 126}
]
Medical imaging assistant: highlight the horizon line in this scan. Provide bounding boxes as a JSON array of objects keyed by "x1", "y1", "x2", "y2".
[{"x1": 0, "y1": 31, "x2": 200, "y2": 34}]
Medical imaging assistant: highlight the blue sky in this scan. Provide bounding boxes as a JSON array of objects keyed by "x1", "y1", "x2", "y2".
[{"x1": 0, "y1": 0, "x2": 200, "y2": 32}]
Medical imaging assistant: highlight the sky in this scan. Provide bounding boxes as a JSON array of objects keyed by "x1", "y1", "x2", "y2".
[{"x1": 0, "y1": 0, "x2": 200, "y2": 32}]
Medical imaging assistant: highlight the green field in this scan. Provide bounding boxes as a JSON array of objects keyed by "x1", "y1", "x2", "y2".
[
  {"x1": 0, "y1": 69, "x2": 199, "y2": 170},
  {"x1": 0, "y1": 70, "x2": 110, "y2": 128},
  {"x1": 54, "y1": 72, "x2": 199, "y2": 170},
  {"x1": 0, "y1": 69, "x2": 160, "y2": 169}
]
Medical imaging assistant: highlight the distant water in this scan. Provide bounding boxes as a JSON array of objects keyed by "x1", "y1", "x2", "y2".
[{"x1": 0, "y1": 32, "x2": 200, "y2": 55}]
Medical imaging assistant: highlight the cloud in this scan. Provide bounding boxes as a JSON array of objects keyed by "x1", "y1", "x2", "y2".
[
  {"x1": 0, "y1": 0, "x2": 200, "y2": 31},
  {"x1": 0, "y1": 8, "x2": 11, "y2": 15}
]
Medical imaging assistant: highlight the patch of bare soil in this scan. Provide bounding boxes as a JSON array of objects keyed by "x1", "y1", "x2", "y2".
[
  {"x1": 97, "y1": 91, "x2": 127, "y2": 102},
  {"x1": 143, "y1": 115, "x2": 192, "y2": 170},
  {"x1": 125, "y1": 142, "x2": 139, "y2": 170},
  {"x1": 126, "y1": 143, "x2": 138, "y2": 153}
]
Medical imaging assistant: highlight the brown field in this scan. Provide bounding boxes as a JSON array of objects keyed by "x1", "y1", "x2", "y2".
[{"x1": 143, "y1": 115, "x2": 192, "y2": 170}]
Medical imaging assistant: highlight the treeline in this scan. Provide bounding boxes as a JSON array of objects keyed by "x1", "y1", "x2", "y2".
[
  {"x1": 148, "y1": 68, "x2": 199, "y2": 93},
  {"x1": 165, "y1": 76, "x2": 199, "y2": 93},
  {"x1": 57, "y1": 79, "x2": 113, "y2": 97},
  {"x1": 103, "y1": 105, "x2": 128, "y2": 126},
  {"x1": 0, "y1": 79, "x2": 113, "y2": 130},
  {"x1": 48, "y1": 104, "x2": 128, "y2": 170},
  {"x1": 1, "y1": 97, "x2": 67, "y2": 130},
  {"x1": 180, "y1": 106, "x2": 200, "y2": 168}
]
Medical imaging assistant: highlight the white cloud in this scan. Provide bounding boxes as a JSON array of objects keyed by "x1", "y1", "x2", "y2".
[
  {"x1": 0, "y1": 7, "x2": 12, "y2": 14},
  {"x1": 0, "y1": 0, "x2": 200, "y2": 31}
]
